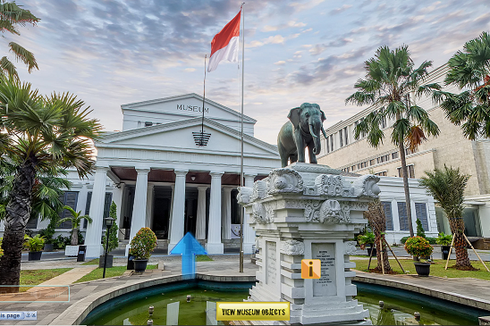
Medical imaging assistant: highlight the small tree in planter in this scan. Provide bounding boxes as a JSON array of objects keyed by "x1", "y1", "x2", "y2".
[
  {"x1": 24, "y1": 234, "x2": 46, "y2": 261},
  {"x1": 100, "y1": 202, "x2": 119, "y2": 268},
  {"x1": 129, "y1": 227, "x2": 157, "y2": 272},
  {"x1": 58, "y1": 206, "x2": 92, "y2": 246},
  {"x1": 405, "y1": 236, "x2": 434, "y2": 276},
  {"x1": 416, "y1": 219, "x2": 426, "y2": 238}
]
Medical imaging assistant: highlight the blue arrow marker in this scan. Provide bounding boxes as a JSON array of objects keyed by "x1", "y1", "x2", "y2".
[{"x1": 169, "y1": 232, "x2": 207, "y2": 278}]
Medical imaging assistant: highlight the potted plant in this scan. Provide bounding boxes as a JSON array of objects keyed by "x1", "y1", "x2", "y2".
[
  {"x1": 404, "y1": 236, "x2": 434, "y2": 276},
  {"x1": 358, "y1": 232, "x2": 376, "y2": 256},
  {"x1": 24, "y1": 234, "x2": 46, "y2": 261},
  {"x1": 129, "y1": 227, "x2": 157, "y2": 272},
  {"x1": 100, "y1": 202, "x2": 119, "y2": 268},
  {"x1": 436, "y1": 232, "x2": 452, "y2": 260},
  {"x1": 39, "y1": 218, "x2": 57, "y2": 252},
  {"x1": 58, "y1": 205, "x2": 92, "y2": 256}
]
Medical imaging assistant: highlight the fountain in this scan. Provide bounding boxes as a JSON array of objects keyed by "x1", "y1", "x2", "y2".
[{"x1": 238, "y1": 162, "x2": 381, "y2": 324}]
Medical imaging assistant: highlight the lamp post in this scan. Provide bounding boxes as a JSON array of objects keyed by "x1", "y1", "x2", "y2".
[{"x1": 103, "y1": 217, "x2": 115, "y2": 279}]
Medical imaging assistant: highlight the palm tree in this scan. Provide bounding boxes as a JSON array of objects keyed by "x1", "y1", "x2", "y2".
[
  {"x1": 363, "y1": 200, "x2": 392, "y2": 273},
  {"x1": 0, "y1": 1, "x2": 40, "y2": 79},
  {"x1": 419, "y1": 166, "x2": 474, "y2": 269},
  {"x1": 58, "y1": 206, "x2": 92, "y2": 246},
  {"x1": 434, "y1": 32, "x2": 490, "y2": 140},
  {"x1": 346, "y1": 45, "x2": 441, "y2": 237},
  {"x1": 0, "y1": 78, "x2": 101, "y2": 288}
]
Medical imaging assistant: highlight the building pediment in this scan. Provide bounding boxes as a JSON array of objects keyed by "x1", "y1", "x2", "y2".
[
  {"x1": 97, "y1": 117, "x2": 278, "y2": 158},
  {"x1": 121, "y1": 93, "x2": 256, "y2": 135}
]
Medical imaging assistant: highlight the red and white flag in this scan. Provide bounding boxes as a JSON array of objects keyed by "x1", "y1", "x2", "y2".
[{"x1": 207, "y1": 10, "x2": 241, "y2": 72}]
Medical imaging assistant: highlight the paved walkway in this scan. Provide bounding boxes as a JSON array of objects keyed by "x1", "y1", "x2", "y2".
[
  {"x1": 37, "y1": 266, "x2": 98, "y2": 286},
  {"x1": 2, "y1": 254, "x2": 490, "y2": 324}
]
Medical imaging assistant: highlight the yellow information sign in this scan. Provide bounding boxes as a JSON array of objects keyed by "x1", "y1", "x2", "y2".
[{"x1": 216, "y1": 302, "x2": 290, "y2": 321}]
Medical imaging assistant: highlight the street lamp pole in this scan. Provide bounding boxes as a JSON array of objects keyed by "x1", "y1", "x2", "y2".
[{"x1": 103, "y1": 217, "x2": 114, "y2": 279}]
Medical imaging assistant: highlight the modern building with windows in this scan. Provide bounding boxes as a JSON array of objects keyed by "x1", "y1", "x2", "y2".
[{"x1": 318, "y1": 64, "x2": 490, "y2": 242}]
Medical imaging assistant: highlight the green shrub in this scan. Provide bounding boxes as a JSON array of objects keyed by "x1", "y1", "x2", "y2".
[
  {"x1": 436, "y1": 232, "x2": 452, "y2": 246},
  {"x1": 426, "y1": 237, "x2": 437, "y2": 244},
  {"x1": 129, "y1": 227, "x2": 157, "y2": 259},
  {"x1": 0, "y1": 238, "x2": 3, "y2": 257},
  {"x1": 102, "y1": 202, "x2": 119, "y2": 252},
  {"x1": 400, "y1": 236, "x2": 409, "y2": 244},
  {"x1": 404, "y1": 236, "x2": 433, "y2": 259}
]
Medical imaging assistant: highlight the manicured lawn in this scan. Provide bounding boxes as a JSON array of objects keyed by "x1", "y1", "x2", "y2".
[
  {"x1": 74, "y1": 264, "x2": 158, "y2": 283},
  {"x1": 196, "y1": 255, "x2": 213, "y2": 261},
  {"x1": 351, "y1": 258, "x2": 490, "y2": 280},
  {"x1": 82, "y1": 258, "x2": 99, "y2": 265},
  {"x1": 20, "y1": 268, "x2": 72, "y2": 286}
]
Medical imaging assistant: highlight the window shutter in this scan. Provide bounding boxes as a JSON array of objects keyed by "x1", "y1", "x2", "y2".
[
  {"x1": 382, "y1": 201, "x2": 393, "y2": 231},
  {"x1": 415, "y1": 203, "x2": 428, "y2": 231},
  {"x1": 397, "y1": 202, "x2": 409, "y2": 231},
  {"x1": 59, "y1": 191, "x2": 79, "y2": 229}
]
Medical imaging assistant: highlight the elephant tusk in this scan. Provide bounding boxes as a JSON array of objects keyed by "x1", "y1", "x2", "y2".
[
  {"x1": 321, "y1": 126, "x2": 328, "y2": 139},
  {"x1": 309, "y1": 124, "x2": 319, "y2": 138}
]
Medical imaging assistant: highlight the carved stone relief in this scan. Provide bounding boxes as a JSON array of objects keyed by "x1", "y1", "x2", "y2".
[
  {"x1": 280, "y1": 240, "x2": 305, "y2": 255},
  {"x1": 251, "y1": 180, "x2": 267, "y2": 202},
  {"x1": 267, "y1": 168, "x2": 304, "y2": 195},
  {"x1": 318, "y1": 200, "x2": 351, "y2": 224},
  {"x1": 304, "y1": 200, "x2": 322, "y2": 222},
  {"x1": 315, "y1": 174, "x2": 344, "y2": 196},
  {"x1": 252, "y1": 202, "x2": 268, "y2": 224},
  {"x1": 352, "y1": 174, "x2": 381, "y2": 198},
  {"x1": 344, "y1": 241, "x2": 357, "y2": 255},
  {"x1": 237, "y1": 187, "x2": 253, "y2": 205}
]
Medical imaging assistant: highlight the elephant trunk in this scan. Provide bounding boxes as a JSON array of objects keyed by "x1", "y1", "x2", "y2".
[{"x1": 309, "y1": 123, "x2": 321, "y2": 155}]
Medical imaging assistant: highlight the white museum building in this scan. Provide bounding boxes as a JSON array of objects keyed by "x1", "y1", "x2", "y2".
[{"x1": 0, "y1": 94, "x2": 439, "y2": 256}]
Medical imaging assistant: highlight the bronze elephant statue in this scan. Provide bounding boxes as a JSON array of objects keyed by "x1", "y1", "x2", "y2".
[{"x1": 277, "y1": 103, "x2": 328, "y2": 167}]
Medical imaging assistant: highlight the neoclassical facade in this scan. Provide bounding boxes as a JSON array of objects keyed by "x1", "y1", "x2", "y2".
[{"x1": 83, "y1": 94, "x2": 281, "y2": 257}]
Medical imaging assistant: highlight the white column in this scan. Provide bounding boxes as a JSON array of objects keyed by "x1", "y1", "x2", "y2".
[
  {"x1": 146, "y1": 183, "x2": 155, "y2": 229},
  {"x1": 221, "y1": 188, "x2": 232, "y2": 240},
  {"x1": 85, "y1": 166, "x2": 109, "y2": 258},
  {"x1": 196, "y1": 186, "x2": 208, "y2": 240},
  {"x1": 168, "y1": 170, "x2": 188, "y2": 252},
  {"x1": 129, "y1": 169, "x2": 150, "y2": 241},
  {"x1": 113, "y1": 183, "x2": 125, "y2": 230},
  {"x1": 243, "y1": 174, "x2": 256, "y2": 254},
  {"x1": 76, "y1": 184, "x2": 89, "y2": 216},
  {"x1": 206, "y1": 172, "x2": 224, "y2": 254}
]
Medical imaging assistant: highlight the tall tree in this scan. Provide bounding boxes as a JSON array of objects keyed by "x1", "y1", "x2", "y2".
[
  {"x1": 434, "y1": 32, "x2": 490, "y2": 140},
  {"x1": 0, "y1": 1, "x2": 40, "y2": 79},
  {"x1": 419, "y1": 166, "x2": 474, "y2": 270},
  {"x1": 0, "y1": 78, "x2": 101, "y2": 289},
  {"x1": 346, "y1": 45, "x2": 441, "y2": 237}
]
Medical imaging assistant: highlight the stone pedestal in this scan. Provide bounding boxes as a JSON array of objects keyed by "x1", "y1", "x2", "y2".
[{"x1": 238, "y1": 163, "x2": 380, "y2": 325}]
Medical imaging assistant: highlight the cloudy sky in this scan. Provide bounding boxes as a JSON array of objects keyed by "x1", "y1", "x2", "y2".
[{"x1": 5, "y1": 0, "x2": 490, "y2": 144}]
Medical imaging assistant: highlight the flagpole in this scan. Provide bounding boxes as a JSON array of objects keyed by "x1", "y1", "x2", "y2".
[
  {"x1": 239, "y1": 2, "x2": 245, "y2": 274},
  {"x1": 201, "y1": 55, "x2": 207, "y2": 141}
]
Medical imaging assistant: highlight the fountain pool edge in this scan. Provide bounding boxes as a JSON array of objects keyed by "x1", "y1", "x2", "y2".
[
  {"x1": 51, "y1": 271, "x2": 490, "y2": 325},
  {"x1": 51, "y1": 273, "x2": 255, "y2": 325},
  {"x1": 354, "y1": 271, "x2": 490, "y2": 312}
]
